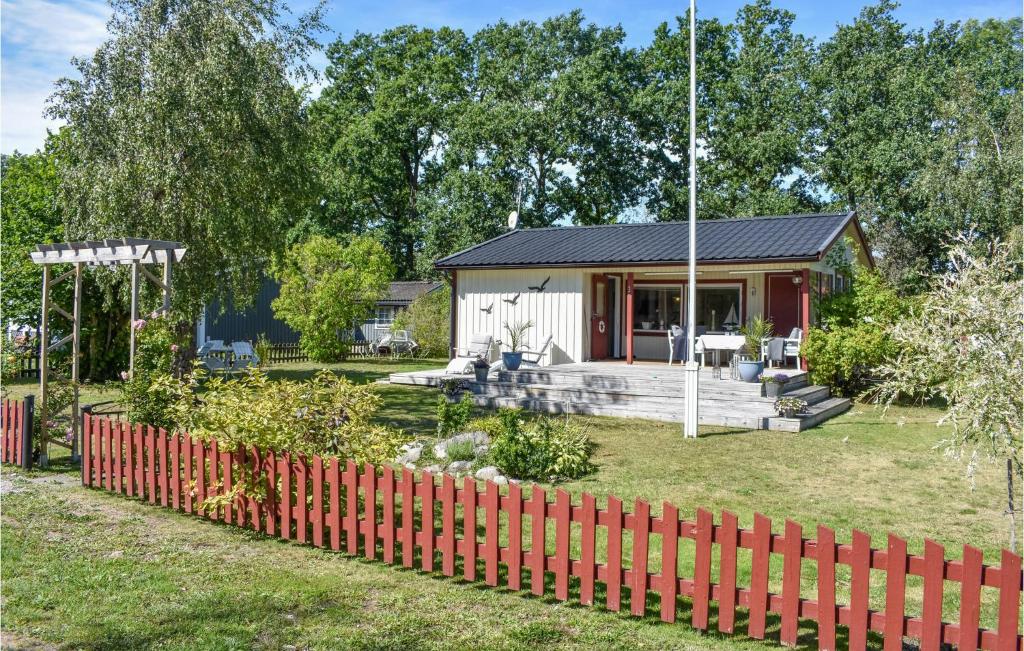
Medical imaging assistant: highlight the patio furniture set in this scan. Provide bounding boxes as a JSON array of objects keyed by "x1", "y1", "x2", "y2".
[
  {"x1": 669, "y1": 326, "x2": 803, "y2": 380},
  {"x1": 197, "y1": 340, "x2": 261, "y2": 374}
]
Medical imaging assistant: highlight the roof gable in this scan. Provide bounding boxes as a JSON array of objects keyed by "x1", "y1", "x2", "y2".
[{"x1": 436, "y1": 212, "x2": 860, "y2": 269}]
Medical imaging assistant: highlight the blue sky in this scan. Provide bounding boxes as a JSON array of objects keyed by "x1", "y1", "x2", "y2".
[{"x1": 2, "y1": 0, "x2": 1020, "y2": 154}]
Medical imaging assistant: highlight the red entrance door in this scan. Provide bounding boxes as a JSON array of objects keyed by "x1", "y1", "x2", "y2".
[
  {"x1": 590, "y1": 274, "x2": 610, "y2": 360},
  {"x1": 766, "y1": 274, "x2": 800, "y2": 336}
]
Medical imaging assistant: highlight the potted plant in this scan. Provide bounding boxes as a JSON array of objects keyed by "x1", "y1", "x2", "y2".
[
  {"x1": 737, "y1": 316, "x2": 773, "y2": 382},
  {"x1": 501, "y1": 320, "x2": 534, "y2": 371},
  {"x1": 774, "y1": 396, "x2": 807, "y2": 418},
  {"x1": 439, "y1": 378, "x2": 468, "y2": 402},
  {"x1": 472, "y1": 356, "x2": 490, "y2": 382},
  {"x1": 760, "y1": 372, "x2": 790, "y2": 398}
]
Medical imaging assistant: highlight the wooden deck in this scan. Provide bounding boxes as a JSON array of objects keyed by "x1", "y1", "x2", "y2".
[{"x1": 388, "y1": 362, "x2": 850, "y2": 431}]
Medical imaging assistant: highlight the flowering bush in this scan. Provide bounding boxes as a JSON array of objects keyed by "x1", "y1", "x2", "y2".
[
  {"x1": 119, "y1": 312, "x2": 190, "y2": 427},
  {"x1": 759, "y1": 373, "x2": 789, "y2": 384}
]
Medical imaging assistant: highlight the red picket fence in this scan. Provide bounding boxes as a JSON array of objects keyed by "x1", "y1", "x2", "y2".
[
  {"x1": 1, "y1": 396, "x2": 34, "y2": 469},
  {"x1": 81, "y1": 413, "x2": 1022, "y2": 651}
]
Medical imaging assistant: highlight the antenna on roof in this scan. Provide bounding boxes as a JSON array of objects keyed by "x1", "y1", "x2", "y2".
[{"x1": 507, "y1": 179, "x2": 524, "y2": 230}]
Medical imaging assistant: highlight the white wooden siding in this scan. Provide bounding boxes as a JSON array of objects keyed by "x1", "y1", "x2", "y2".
[{"x1": 456, "y1": 269, "x2": 583, "y2": 365}]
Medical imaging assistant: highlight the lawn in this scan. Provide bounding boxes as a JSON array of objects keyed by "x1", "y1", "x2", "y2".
[{"x1": 2, "y1": 358, "x2": 1017, "y2": 649}]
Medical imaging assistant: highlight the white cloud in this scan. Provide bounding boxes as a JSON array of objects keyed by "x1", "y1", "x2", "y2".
[{"x1": 1, "y1": 0, "x2": 111, "y2": 153}]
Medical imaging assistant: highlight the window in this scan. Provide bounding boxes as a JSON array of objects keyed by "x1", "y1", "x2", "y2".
[
  {"x1": 633, "y1": 286, "x2": 681, "y2": 331},
  {"x1": 695, "y1": 286, "x2": 741, "y2": 331},
  {"x1": 376, "y1": 307, "x2": 394, "y2": 324}
]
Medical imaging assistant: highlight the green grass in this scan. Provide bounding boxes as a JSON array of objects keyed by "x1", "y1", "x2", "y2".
[{"x1": 2, "y1": 358, "x2": 1018, "y2": 649}]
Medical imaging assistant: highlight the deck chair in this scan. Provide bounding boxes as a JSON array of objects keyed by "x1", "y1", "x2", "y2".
[
  {"x1": 231, "y1": 340, "x2": 260, "y2": 372},
  {"x1": 446, "y1": 334, "x2": 493, "y2": 374},
  {"x1": 783, "y1": 328, "x2": 803, "y2": 367},
  {"x1": 519, "y1": 335, "x2": 552, "y2": 368}
]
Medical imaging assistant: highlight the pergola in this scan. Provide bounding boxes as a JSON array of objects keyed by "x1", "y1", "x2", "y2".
[{"x1": 29, "y1": 239, "x2": 186, "y2": 461}]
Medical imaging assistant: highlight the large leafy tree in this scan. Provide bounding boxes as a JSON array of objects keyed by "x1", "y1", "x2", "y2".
[
  {"x1": 272, "y1": 235, "x2": 394, "y2": 362},
  {"x1": 311, "y1": 26, "x2": 471, "y2": 279},
  {"x1": 47, "y1": 0, "x2": 323, "y2": 319},
  {"x1": 810, "y1": 2, "x2": 958, "y2": 291}
]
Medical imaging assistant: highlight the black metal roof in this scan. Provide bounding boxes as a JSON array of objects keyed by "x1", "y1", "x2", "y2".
[{"x1": 435, "y1": 212, "x2": 859, "y2": 269}]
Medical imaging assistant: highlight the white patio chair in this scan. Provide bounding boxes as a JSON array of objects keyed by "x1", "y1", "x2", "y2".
[
  {"x1": 783, "y1": 328, "x2": 802, "y2": 367},
  {"x1": 231, "y1": 340, "x2": 260, "y2": 371},
  {"x1": 519, "y1": 335, "x2": 552, "y2": 368},
  {"x1": 371, "y1": 333, "x2": 393, "y2": 357},
  {"x1": 446, "y1": 334, "x2": 493, "y2": 374},
  {"x1": 390, "y1": 330, "x2": 418, "y2": 358}
]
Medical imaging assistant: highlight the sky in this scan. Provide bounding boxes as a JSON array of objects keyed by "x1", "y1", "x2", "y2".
[{"x1": 1, "y1": 0, "x2": 1020, "y2": 154}]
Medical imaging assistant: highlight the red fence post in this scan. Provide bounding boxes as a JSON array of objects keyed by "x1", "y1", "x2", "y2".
[
  {"x1": 296, "y1": 455, "x2": 308, "y2": 544},
  {"x1": 692, "y1": 507, "x2": 712, "y2": 629},
  {"x1": 123, "y1": 422, "x2": 135, "y2": 496},
  {"x1": 264, "y1": 450, "x2": 277, "y2": 536},
  {"x1": 133, "y1": 424, "x2": 144, "y2": 495},
  {"x1": 579, "y1": 492, "x2": 597, "y2": 606},
  {"x1": 158, "y1": 429, "x2": 170, "y2": 507},
  {"x1": 849, "y1": 530, "x2": 872, "y2": 651},
  {"x1": 328, "y1": 458, "x2": 341, "y2": 551},
  {"x1": 381, "y1": 466, "x2": 395, "y2": 564},
  {"x1": 884, "y1": 534, "x2": 908, "y2": 651},
  {"x1": 718, "y1": 510, "x2": 739, "y2": 634},
  {"x1": 506, "y1": 482, "x2": 523, "y2": 591},
  {"x1": 103, "y1": 418, "x2": 113, "y2": 491},
  {"x1": 206, "y1": 438, "x2": 219, "y2": 519},
  {"x1": 554, "y1": 489, "x2": 571, "y2": 601},
  {"x1": 279, "y1": 452, "x2": 292, "y2": 540},
  {"x1": 363, "y1": 463, "x2": 377, "y2": 561},
  {"x1": 529, "y1": 485, "x2": 546, "y2": 596},
  {"x1": 484, "y1": 481, "x2": 499, "y2": 586},
  {"x1": 312, "y1": 455, "x2": 324, "y2": 548},
  {"x1": 462, "y1": 476, "x2": 477, "y2": 582},
  {"x1": 606, "y1": 495, "x2": 623, "y2": 611},
  {"x1": 921, "y1": 539, "x2": 945, "y2": 651},
  {"x1": 780, "y1": 519, "x2": 802, "y2": 647},
  {"x1": 957, "y1": 544, "x2": 983, "y2": 651},
  {"x1": 112, "y1": 419, "x2": 123, "y2": 494},
  {"x1": 996, "y1": 549, "x2": 1022, "y2": 651},
  {"x1": 659, "y1": 502, "x2": 680, "y2": 623},
  {"x1": 441, "y1": 473, "x2": 456, "y2": 577},
  {"x1": 81, "y1": 407, "x2": 92, "y2": 486},
  {"x1": 220, "y1": 448, "x2": 232, "y2": 523},
  {"x1": 814, "y1": 525, "x2": 838, "y2": 651},
  {"x1": 146, "y1": 425, "x2": 157, "y2": 505},
  {"x1": 748, "y1": 513, "x2": 772, "y2": 639},
  {"x1": 630, "y1": 499, "x2": 650, "y2": 617},
  {"x1": 401, "y1": 467, "x2": 415, "y2": 568},
  {"x1": 420, "y1": 471, "x2": 435, "y2": 572},
  {"x1": 344, "y1": 460, "x2": 358, "y2": 554}
]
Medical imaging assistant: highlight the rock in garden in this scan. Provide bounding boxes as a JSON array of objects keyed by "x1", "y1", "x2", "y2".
[
  {"x1": 425, "y1": 464, "x2": 443, "y2": 474},
  {"x1": 395, "y1": 444, "x2": 422, "y2": 465},
  {"x1": 434, "y1": 431, "x2": 491, "y2": 459},
  {"x1": 493, "y1": 475, "x2": 508, "y2": 486},
  {"x1": 474, "y1": 466, "x2": 502, "y2": 482},
  {"x1": 446, "y1": 460, "x2": 472, "y2": 475}
]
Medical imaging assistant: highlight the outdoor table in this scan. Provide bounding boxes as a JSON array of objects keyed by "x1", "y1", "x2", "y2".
[{"x1": 697, "y1": 334, "x2": 745, "y2": 369}]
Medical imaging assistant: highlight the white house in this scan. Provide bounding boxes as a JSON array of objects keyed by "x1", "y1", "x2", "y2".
[{"x1": 435, "y1": 212, "x2": 872, "y2": 368}]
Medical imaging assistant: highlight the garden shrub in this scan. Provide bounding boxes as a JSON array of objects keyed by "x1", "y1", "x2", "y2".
[
  {"x1": 119, "y1": 312, "x2": 189, "y2": 428},
  {"x1": 437, "y1": 393, "x2": 473, "y2": 438},
  {"x1": 486, "y1": 408, "x2": 594, "y2": 481},
  {"x1": 167, "y1": 369, "x2": 408, "y2": 464},
  {"x1": 272, "y1": 235, "x2": 394, "y2": 362},
  {"x1": 392, "y1": 284, "x2": 450, "y2": 357},
  {"x1": 804, "y1": 267, "x2": 914, "y2": 396}
]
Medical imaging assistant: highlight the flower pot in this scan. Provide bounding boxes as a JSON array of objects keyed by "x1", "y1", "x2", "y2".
[
  {"x1": 473, "y1": 365, "x2": 489, "y2": 382},
  {"x1": 765, "y1": 382, "x2": 782, "y2": 398},
  {"x1": 738, "y1": 359, "x2": 764, "y2": 383},
  {"x1": 502, "y1": 352, "x2": 523, "y2": 371}
]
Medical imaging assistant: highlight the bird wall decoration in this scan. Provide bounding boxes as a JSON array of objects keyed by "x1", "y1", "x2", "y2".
[
  {"x1": 480, "y1": 303, "x2": 493, "y2": 314},
  {"x1": 502, "y1": 293, "x2": 520, "y2": 306},
  {"x1": 528, "y1": 276, "x2": 551, "y2": 292}
]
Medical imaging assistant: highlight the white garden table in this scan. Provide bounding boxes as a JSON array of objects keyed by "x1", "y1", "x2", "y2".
[{"x1": 696, "y1": 334, "x2": 746, "y2": 370}]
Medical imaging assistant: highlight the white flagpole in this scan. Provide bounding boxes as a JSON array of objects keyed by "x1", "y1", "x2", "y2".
[{"x1": 684, "y1": 0, "x2": 700, "y2": 439}]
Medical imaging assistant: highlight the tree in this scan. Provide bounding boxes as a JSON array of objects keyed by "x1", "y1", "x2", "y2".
[
  {"x1": 810, "y1": 2, "x2": 958, "y2": 291},
  {"x1": 47, "y1": 0, "x2": 324, "y2": 319},
  {"x1": 311, "y1": 26, "x2": 471, "y2": 279},
  {"x1": 1, "y1": 133, "x2": 130, "y2": 380},
  {"x1": 875, "y1": 237, "x2": 1023, "y2": 550},
  {"x1": 272, "y1": 236, "x2": 394, "y2": 362},
  {"x1": 1, "y1": 140, "x2": 64, "y2": 327},
  {"x1": 392, "y1": 284, "x2": 450, "y2": 357}
]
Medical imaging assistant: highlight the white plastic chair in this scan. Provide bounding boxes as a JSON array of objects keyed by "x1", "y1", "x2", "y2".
[
  {"x1": 519, "y1": 335, "x2": 552, "y2": 368},
  {"x1": 784, "y1": 328, "x2": 803, "y2": 367},
  {"x1": 446, "y1": 334, "x2": 493, "y2": 374}
]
